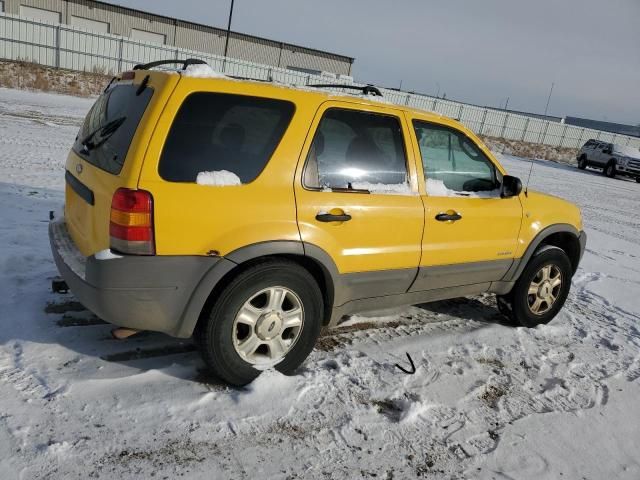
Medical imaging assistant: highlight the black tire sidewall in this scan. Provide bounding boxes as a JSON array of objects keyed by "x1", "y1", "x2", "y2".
[
  {"x1": 511, "y1": 247, "x2": 572, "y2": 328},
  {"x1": 200, "y1": 261, "x2": 323, "y2": 386},
  {"x1": 605, "y1": 162, "x2": 616, "y2": 178},
  {"x1": 578, "y1": 156, "x2": 587, "y2": 169}
]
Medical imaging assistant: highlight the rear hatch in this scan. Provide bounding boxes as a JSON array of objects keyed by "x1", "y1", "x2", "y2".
[{"x1": 64, "y1": 71, "x2": 179, "y2": 256}]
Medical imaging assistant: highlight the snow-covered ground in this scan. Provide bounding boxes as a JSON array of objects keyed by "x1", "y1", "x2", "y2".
[{"x1": 1, "y1": 88, "x2": 639, "y2": 479}]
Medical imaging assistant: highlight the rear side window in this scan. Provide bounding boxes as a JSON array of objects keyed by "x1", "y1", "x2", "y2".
[
  {"x1": 73, "y1": 85, "x2": 154, "y2": 175},
  {"x1": 303, "y1": 108, "x2": 409, "y2": 190},
  {"x1": 159, "y1": 93, "x2": 295, "y2": 183}
]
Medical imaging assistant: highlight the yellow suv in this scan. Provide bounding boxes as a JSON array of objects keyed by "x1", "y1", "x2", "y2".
[{"x1": 50, "y1": 59, "x2": 586, "y2": 385}]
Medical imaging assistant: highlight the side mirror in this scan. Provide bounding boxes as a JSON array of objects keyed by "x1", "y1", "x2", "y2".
[
  {"x1": 603, "y1": 148, "x2": 612, "y2": 154},
  {"x1": 501, "y1": 175, "x2": 522, "y2": 198}
]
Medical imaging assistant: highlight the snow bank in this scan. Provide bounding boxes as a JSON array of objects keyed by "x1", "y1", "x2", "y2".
[
  {"x1": 196, "y1": 170, "x2": 241, "y2": 186},
  {"x1": 351, "y1": 182, "x2": 415, "y2": 195},
  {"x1": 426, "y1": 178, "x2": 500, "y2": 198},
  {"x1": 182, "y1": 64, "x2": 227, "y2": 78}
]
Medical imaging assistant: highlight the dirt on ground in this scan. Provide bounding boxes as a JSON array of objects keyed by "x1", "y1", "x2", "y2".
[
  {"x1": 0, "y1": 60, "x2": 109, "y2": 97},
  {"x1": 481, "y1": 135, "x2": 579, "y2": 164}
]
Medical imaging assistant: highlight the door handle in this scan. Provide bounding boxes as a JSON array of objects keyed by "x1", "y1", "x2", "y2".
[
  {"x1": 316, "y1": 212, "x2": 352, "y2": 222},
  {"x1": 435, "y1": 212, "x2": 462, "y2": 222}
]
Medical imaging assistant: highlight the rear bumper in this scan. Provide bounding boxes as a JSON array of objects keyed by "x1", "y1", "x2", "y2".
[{"x1": 49, "y1": 216, "x2": 223, "y2": 337}]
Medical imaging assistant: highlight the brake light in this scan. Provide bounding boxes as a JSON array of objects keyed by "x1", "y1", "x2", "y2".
[{"x1": 109, "y1": 188, "x2": 155, "y2": 255}]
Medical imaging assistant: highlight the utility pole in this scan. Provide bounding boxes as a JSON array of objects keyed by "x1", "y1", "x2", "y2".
[
  {"x1": 222, "y1": 0, "x2": 235, "y2": 72},
  {"x1": 504, "y1": 97, "x2": 509, "y2": 111},
  {"x1": 543, "y1": 82, "x2": 555, "y2": 117}
]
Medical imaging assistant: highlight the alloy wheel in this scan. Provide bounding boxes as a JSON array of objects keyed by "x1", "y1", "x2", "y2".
[
  {"x1": 232, "y1": 286, "x2": 304, "y2": 366},
  {"x1": 527, "y1": 264, "x2": 563, "y2": 315}
]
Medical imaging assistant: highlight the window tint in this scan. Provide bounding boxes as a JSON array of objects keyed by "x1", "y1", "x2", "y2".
[
  {"x1": 304, "y1": 109, "x2": 408, "y2": 190},
  {"x1": 413, "y1": 120, "x2": 499, "y2": 194},
  {"x1": 159, "y1": 93, "x2": 295, "y2": 183},
  {"x1": 73, "y1": 85, "x2": 153, "y2": 175}
]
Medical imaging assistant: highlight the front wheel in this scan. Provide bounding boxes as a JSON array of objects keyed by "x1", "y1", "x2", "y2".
[
  {"x1": 196, "y1": 259, "x2": 323, "y2": 386},
  {"x1": 604, "y1": 161, "x2": 616, "y2": 178},
  {"x1": 498, "y1": 246, "x2": 573, "y2": 328}
]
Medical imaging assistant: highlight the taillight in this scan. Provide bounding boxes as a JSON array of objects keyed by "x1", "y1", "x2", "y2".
[{"x1": 109, "y1": 188, "x2": 155, "y2": 255}]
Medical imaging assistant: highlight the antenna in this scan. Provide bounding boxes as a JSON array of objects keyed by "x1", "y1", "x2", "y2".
[{"x1": 524, "y1": 157, "x2": 535, "y2": 197}]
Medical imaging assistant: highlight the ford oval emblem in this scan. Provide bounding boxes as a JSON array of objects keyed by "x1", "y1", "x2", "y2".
[{"x1": 76, "y1": 164, "x2": 83, "y2": 174}]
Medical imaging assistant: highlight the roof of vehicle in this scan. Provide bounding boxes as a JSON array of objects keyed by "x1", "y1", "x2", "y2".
[{"x1": 142, "y1": 63, "x2": 464, "y2": 129}]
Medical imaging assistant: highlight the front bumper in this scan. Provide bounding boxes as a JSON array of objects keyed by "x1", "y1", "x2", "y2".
[
  {"x1": 49, "y1": 217, "x2": 221, "y2": 337},
  {"x1": 578, "y1": 230, "x2": 587, "y2": 267}
]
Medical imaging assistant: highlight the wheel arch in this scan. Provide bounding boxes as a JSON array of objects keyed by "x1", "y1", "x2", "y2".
[
  {"x1": 176, "y1": 241, "x2": 338, "y2": 338},
  {"x1": 506, "y1": 224, "x2": 583, "y2": 281}
]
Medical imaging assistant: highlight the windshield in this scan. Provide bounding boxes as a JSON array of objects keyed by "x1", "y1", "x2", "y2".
[{"x1": 73, "y1": 84, "x2": 154, "y2": 175}]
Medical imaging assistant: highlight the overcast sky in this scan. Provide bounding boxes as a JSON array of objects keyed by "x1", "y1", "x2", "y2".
[{"x1": 114, "y1": 0, "x2": 640, "y2": 125}]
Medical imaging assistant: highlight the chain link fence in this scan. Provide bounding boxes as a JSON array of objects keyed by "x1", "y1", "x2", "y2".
[{"x1": 1, "y1": 12, "x2": 639, "y2": 150}]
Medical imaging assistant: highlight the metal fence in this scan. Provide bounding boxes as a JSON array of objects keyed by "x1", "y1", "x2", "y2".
[{"x1": 1, "y1": 12, "x2": 639, "y2": 150}]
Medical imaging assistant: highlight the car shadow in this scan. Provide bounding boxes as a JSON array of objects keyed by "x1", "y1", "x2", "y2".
[{"x1": 415, "y1": 296, "x2": 514, "y2": 326}]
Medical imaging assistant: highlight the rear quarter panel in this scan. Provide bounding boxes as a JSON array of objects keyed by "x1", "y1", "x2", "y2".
[{"x1": 138, "y1": 79, "x2": 323, "y2": 256}]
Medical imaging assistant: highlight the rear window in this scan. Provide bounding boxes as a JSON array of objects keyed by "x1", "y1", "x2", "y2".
[
  {"x1": 73, "y1": 84, "x2": 154, "y2": 175},
  {"x1": 158, "y1": 93, "x2": 295, "y2": 183}
]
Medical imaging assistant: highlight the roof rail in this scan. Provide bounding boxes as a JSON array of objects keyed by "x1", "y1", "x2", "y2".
[
  {"x1": 133, "y1": 58, "x2": 207, "y2": 71},
  {"x1": 227, "y1": 74, "x2": 272, "y2": 83},
  {"x1": 307, "y1": 83, "x2": 383, "y2": 97}
]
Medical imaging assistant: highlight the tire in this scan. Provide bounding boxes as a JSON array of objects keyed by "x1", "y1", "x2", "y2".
[
  {"x1": 636, "y1": 177, "x2": 640, "y2": 183},
  {"x1": 499, "y1": 246, "x2": 572, "y2": 328},
  {"x1": 196, "y1": 259, "x2": 323, "y2": 386},
  {"x1": 577, "y1": 155, "x2": 587, "y2": 170},
  {"x1": 604, "y1": 161, "x2": 616, "y2": 178}
]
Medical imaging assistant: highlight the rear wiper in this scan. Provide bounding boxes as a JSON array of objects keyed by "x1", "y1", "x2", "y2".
[{"x1": 81, "y1": 116, "x2": 127, "y2": 152}]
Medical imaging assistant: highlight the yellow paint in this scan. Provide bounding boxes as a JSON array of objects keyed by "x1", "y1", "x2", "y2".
[
  {"x1": 64, "y1": 71, "x2": 179, "y2": 256},
  {"x1": 293, "y1": 100, "x2": 424, "y2": 273},
  {"x1": 65, "y1": 70, "x2": 582, "y2": 275}
]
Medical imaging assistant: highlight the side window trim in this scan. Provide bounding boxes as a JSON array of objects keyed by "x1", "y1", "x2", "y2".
[{"x1": 301, "y1": 105, "x2": 412, "y2": 194}]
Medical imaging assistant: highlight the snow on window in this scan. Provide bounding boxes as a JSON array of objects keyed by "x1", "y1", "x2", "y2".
[
  {"x1": 196, "y1": 170, "x2": 242, "y2": 186},
  {"x1": 426, "y1": 178, "x2": 500, "y2": 198},
  {"x1": 350, "y1": 182, "x2": 415, "y2": 195},
  {"x1": 182, "y1": 64, "x2": 227, "y2": 78}
]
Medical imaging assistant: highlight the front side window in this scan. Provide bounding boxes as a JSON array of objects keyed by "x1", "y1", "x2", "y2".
[
  {"x1": 413, "y1": 120, "x2": 500, "y2": 195},
  {"x1": 304, "y1": 108, "x2": 409, "y2": 192},
  {"x1": 159, "y1": 93, "x2": 295, "y2": 183}
]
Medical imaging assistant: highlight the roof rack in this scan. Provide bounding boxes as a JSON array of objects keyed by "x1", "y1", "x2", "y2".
[
  {"x1": 307, "y1": 83, "x2": 383, "y2": 97},
  {"x1": 227, "y1": 74, "x2": 272, "y2": 83},
  {"x1": 133, "y1": 58, "x2": 207, "y2": 71}
]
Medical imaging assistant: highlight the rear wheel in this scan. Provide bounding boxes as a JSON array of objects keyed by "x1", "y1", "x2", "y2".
[
  {"x1": 196, "y1": 259, "x2": 323, "y2": 386},
  {"x1": 577, "y1": 155, "x2": 587, "y2": 170},
  {"x1": 498, "y1": 246, "x2": 572, "y2": 328},
  {"x1": 604, "y1": 161, "x2": 616, "y2": 178}
]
